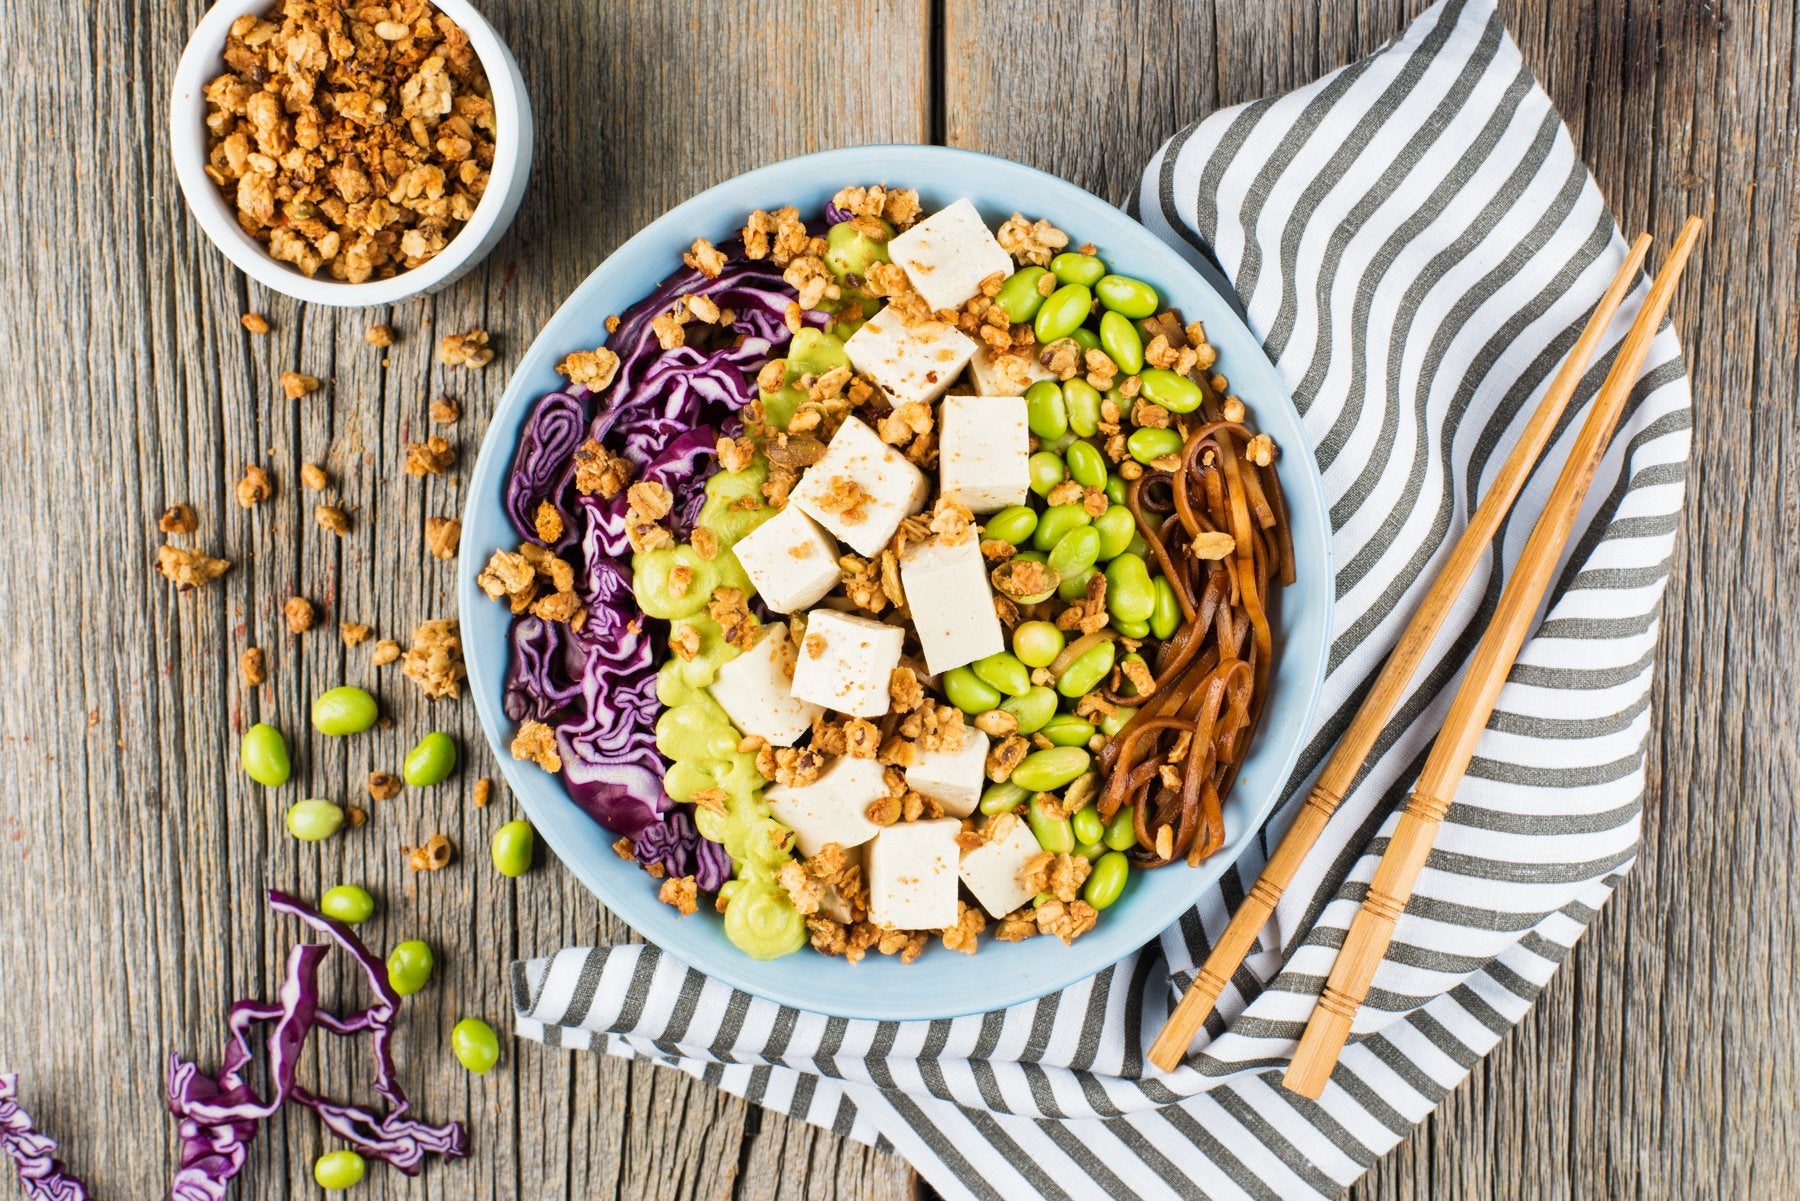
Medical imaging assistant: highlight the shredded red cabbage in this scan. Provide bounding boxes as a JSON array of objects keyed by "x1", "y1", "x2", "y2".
[
  {"x1": 498, "y1": 247, "x2": 809, "y2": 871},
  {"x1": 0, "y1": 1076, "x2": 88, "y2": 1201},
  {"x1": 166, "y1": 891, "x2": 465, "y2": 1200}
]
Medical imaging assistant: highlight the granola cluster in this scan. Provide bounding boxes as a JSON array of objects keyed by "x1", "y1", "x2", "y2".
[
  {"x1": 202, "y1": 1, "x2": 497, "y2": 282},
  {"x1": 476, "y1": 543, "x2": 584, "y2": 627}
]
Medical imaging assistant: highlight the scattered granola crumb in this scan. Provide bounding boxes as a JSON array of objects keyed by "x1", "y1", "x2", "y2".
[
  {"x1": 430, "y1": 395, "x2": 461, "y2": 424},
  {"x1": 573, "y1": 439, "x2": 633, "y2": 498},
  {"x1": 438, "y1": 329, "x2": 494, "y2": 369},
  {"x1": 404, "y1": 435, "x2": 455, "y2": 477},
  {"x1": 235, "y1": 464, "x2": 272, "y2": 508},
  {"x1": 402, "y1": 619, "x2": 465, "y2": 700},
  {"x1": 345, "y1": 806, "x2": 367, "y2": 829},
  {"x1": 283, "y1": 597, "x2": 315, "y2": 633},
  {"x1": 612, "y1": 836, "x2": 636, "y2": 861},
  {"x1": 315, "y1": 504, "x2": 349, "y2": 536},
  {"x1": 239, "y1": 647, "x2": 265, "y2": 687},
  {"x1": 533, "y1": 501, "x2": 564, "y2": 543},
  {"x1": 371, "y1": 638, "x2": 401, "y2": 666},
  {"x1": 683, "y1": 237, "x2": 726, "y2": 277},
  {"x1": 155, "y1": 545, "x2": 231, "y2": 589},
  {"x1": 658, "y1": 875, "x2": 699, "y2": 916},
  {"x1": 555, "y1": 347, "x2": 621, "y2": 393},
  {"x1": 240, "y1": 313, "x2": 269, "y2": 335},
  {"x1": 511, "y1": 720, "x2": 562, "y2": 772},
  {"x1": 158, "y1": 503, "x2": 197, "y2": 534},
  {"x1": 996, "y1": 213, "x2": 1070, "y2": 266},
  {"x1": 426, "y1": 516, "x2": 461, "y2": 560},
  {"x1": 406, "y1": 833, "x2": 454, "y2": 872},
  {"x1": 365, "y1": 323, "x2": 394, "y2": 348},
  {"x1": 340, "y1": 622, "x2": 371, "y2": 646},
  {"x1": 367, "y1": 771, "x2": 402, "y2": 801},
  {"x1": 473, "y1": 777, "x2": 491, "y2": 808},
  {"x1": 281, "y1": 372, "x2": 319, "y2": 400},
  {"x1": 300, "y1": 462, "x2": 328, "y2": 491},
  {"x1": 940, "y1": 901, "x2": 986, "y2": 955}
]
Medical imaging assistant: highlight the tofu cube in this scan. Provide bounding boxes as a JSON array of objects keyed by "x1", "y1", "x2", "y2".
[
  {"x1": 938, "y1": 395, "x2": 1029, "y2": 513},
  {"x1": 844, "y1": 306, "x2": 978, "y2": 409},
  {"x1": 731, "y1": 505, "x2": 840, "y2": 614},
  {"x1": 958, "y1": 813, "x2": 1048, "y2": 919},
  {"x1": 886, "y1": 198, "x2": 1014, "y2": 312},
  {"x1": 789, "y1": 608, "x2": 905, "y2": 717},
  {"x1": 706, "y1": 622, "x2": 822, "y2": 748},
  {"x1": 904, "y1": 729, "x2": 991, "y2": 819},
  {"x1": 764, "y1": 756, "x2": 887, "y2": 858},
  {"x1": 968, "y1": 344, "x2": 1056, "y2": 396},
  {"x1": 867, "y1": 818, "x2": 961, "y2": 931},
  {"x1": 790, "y1": 415, "x2": 929, "y2": 557},
  {"x1": 899, "y1": 535, "x2": 1004, "y2": 675}
]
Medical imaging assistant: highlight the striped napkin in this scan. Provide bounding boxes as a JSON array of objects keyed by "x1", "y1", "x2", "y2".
[{"x1": 512, "y1": 0, "x2": 1692, "y2": 1195}]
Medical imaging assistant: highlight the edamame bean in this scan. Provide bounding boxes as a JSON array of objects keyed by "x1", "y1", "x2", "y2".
[
  {"x1": 824, "y1": 218, "x2": 892, "y2": 280},
  {"x1": 1070, "y1": 327, "x2": 1101, "y2": 354},
  {"x1": 320, "y1": 885, "x2": 375, "y2": 925},
  {"x1": 1099, "y1": 706, "x2": 1137, "y2": 737},
  {"x1": 451, "y1": 1017, "x2": 501, "y2": 1075},
  {"x1": 1000, "y1": 686, "x2": 1058, "y2": 735},
  {"x1": 1033, "y1": 890, "x2": 1057, "y2": 908},
  {"x1": 1103, "y1": 805, "x2": 1139, "y2": 850},
  {"x1": 1075, "y1": 840, "x2": 1105, "y2": 860},
  {"x1": 1098, "y1": 310, "x2": 1145, "y2": 374},
  {"x1": 1104, "y1": 473, "x2": 1127, "y2": 506},
  {"x1": 286, "y1": 799, "x2": 345, "y2": 843},
  {"x1": 1034, "y1": 283, "x2": 1093, "y2": 344},
  {"x1": 1031, "y1": 503, "x2": 1092, "y2": 552},
  {"x1": 1150, "y1": 576, "x2": 1181, "y2": 640},
  {"x1": 1064, "y1": 378, "x2": 1102, "y2": 437},
  {"x1": 1057, "y1": 567, "x2": 1096, "y2": 603},
  {"x1": 1040, "y1": 714, "x2": 1097, "y2": 747},
  {"x1": 972, "y1": 652, "x2": 1031, "y2": 698},
  {"x1": 386, "y1": 939, "x2": 434, "y2": 996},
  {"x1": 1024, "y1": 380, "x2": 1068, "y2": 439},
  {"x1": 1012, "y1": 620, "x2": 1066, "y2": 668},
  {"x1": 1094, "y1": 505, "x2": 1136, "y2": 560},
  {"x1": 1012, "y1": 747, "x2": 1093, "y2": 793},
  {"x1": 240, "y1": 723, "x2": 291, "y2": 787},
  {"x1": 1071, "y1": 804, "x2": 1106, "y2": 846},
  {"x1": 1095, "y1": 274, "x2": 1160, "y2": 319},
  {"x1": 1028, "y1": 451, "x2": 1068, "y2": 497},
  {"x1": 1105, "y1": 553, "x2": 1157, "y2": 623},
  {"x1": 1065, "y1": 439, "x2": 1107, "y2": 489},
  {"x1": 1049, "y1": 526, "x2": 1101, "y2": 581},
  {"x1": 1084, "y1": 851, "x2": 1130, "y2": 909},
  {"x1": 1138, "y1": 367, "x2": 1204, "y2": 413},
  {"x1": 402, "y1": 731, "x2": 458, "y2": 788},
  {"x1": 1113, "y1": 618, "x2": 1151, "y2": 639},
  {"x1": 983, "y1": 505, "x2": 1039, "y2": 546},
  {"x1": 1127, "y1": 426, "x2": 1185, "y2": 464},
  {"x1": 491, "y1": 821, "x2": 535, "y2": 878},
  {"x1": 1125, "y1": 533, "x2": 1151, "y2": 560},
  {"x1": 1055, "y1": 641, "x2": 1116, "y2": 698},
  {"x1": 1025, "y1": 792, "x2": 1075, "y2": 853},
  {"x1": 312, "y1": 686, "x2": 378, "y2": 737},
  {"x1": 980, "y1": 781, "x2": 1030, "y2": 816},
  {"x1": 1050, "y1": 251, "x2": 1107, "y2": 287},
  {"x1": 942, "y1": 666, "x2": 1002, "y2": 715},
  {"x1": 993, "y1": 267, "x2": 1050, "y2": 323},
  {"x1": 314, "y1": 1150, "x2": 366, "y2": 1191}
]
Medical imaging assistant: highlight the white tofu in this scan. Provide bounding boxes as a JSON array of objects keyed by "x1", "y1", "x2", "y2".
[
  {"x1": 898, "y1": 535, "x2": 1004, "y2": 675},
  {"x1": 938, "y1": 395, "x2": 1029, "y2": 513},
  {"x1": 904, "y1": 729, "x2": 991, "y2": 819},
  {"x1": 867, "y1": 818, "x2": 961, "y2": 931},
  {"x1": 968, "y1": 344, "x2": 1056, "y2": 396},
  {"x1": 764, "y1": 756, "x2": 887, "y2": 858},
  {"x1": 790, "y1": 415, "x2": 929, "y2": 557},
  {"x1": 706, "y1": 623, "x2": 822, "y2": 748},
  {"x1": 844, "y1": 306, "x2": 979, "y2": 409},
  {"x1": 789, "y1": 608, "x2": 905, "y2": 717},
  {"x1": 731, "y1": 505, "x2": 840, "y2": 614},
  {"x1": 958, "y1": 813, "x2": 1047, "y2": 919},
  {"x1": 886, "y1": 198, "x2": 1014, "y2": 312}
]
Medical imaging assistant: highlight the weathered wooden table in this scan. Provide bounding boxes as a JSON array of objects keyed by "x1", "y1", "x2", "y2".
[{"x1": 1, "y1": 1, "x2": 1792, "y2": 1197}]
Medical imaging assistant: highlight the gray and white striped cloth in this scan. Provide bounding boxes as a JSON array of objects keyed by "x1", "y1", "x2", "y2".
[{"x1": 513, "y1": 1, "x2": 1692, "y2": 1195}]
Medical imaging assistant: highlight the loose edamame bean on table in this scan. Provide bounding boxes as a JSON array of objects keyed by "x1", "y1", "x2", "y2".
[
  {"x1": 1011, "y1": 620, "x2": 1065, "y2": 667},
  {"x1": 491, "y1": 820, "x2": 535, "y2": 878},
  {"x1": 1012, "y1": 746, "x2": 1093, "y2": 793},
  {"x1": 320, "y1": 884, "x2": 375, "y2": 925},
  {"x1": 983, "y1": 504, "x2": 1038, "y2": 546},
  {"x1": 402, "y1": 731, "x2": 458, "y2": 788},
  {"x1": 1024, "y1": 379, "x2": 1068, "y2": 440},
  {"x1": 239, "y1": 722, "x2": 291, "y2": 787},
  {"x1": 286, "y1": 799, "x2": 344, "y2": 843},
  {"x1": 386, "y1": 939, "x2": 434, "y2": 996},
  {"x1": 314, "y1": 1150, "x2": 366, "y2": 1191},
  {"x1": 311, "y1": 686, "x2": 378, "y2": 736},
  {"x1": 451, "y1": 1017, "x2": 501, "y2": 1075}
]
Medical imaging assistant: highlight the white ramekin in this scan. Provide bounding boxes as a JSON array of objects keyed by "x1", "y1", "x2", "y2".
[{"x1": 169, "y1": 0, "x2": 533, "y2": 307}]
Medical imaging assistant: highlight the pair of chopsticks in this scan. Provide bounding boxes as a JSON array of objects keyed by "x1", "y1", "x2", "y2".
[{"x1": 1147, "y1": 216, "x2": 1703, "y2": 1096}]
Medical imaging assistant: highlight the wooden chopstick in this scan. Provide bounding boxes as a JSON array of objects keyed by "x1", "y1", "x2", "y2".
[
  {"x1": 1281, "y1": 215, "x2": 1703, "y2": 1100},
  {"x1": 1145, "y1": 233, "x2": 1653, "y2": 1073}
]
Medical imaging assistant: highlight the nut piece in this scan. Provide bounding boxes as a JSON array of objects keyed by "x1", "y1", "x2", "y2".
[
  {"x1": 658, "y1": 875, "x2": 699, "y2": 916},
  {"x1": 429, "y1": 395, "x2": 460, "y2": 424},
  {"x1": 283, "y1": 596, "x2": 315, "y2": 633},
  {"x1": 426, "y1": 516, "x2": 460, "y2": 560},
  {"x1": 158, "y1": 503, "x2": 197, "y2": 534},
  {"x1": 371, "y1": 638, "x2": 401, "y2": 666},
  {"x1": 365, "y1": 323, "x2": 394, "y2": 348},
  {"x1": 403, "y1": 435, "x2": 455, "y2": 477},
  {"x1": 240, "y1": 313, "x2": 269, "y2": 335},
  {"x1": 511, "y1": 719, "x2": 562, "y2": 772},
  {"x1": 155, "y1": 545, "x2": 231, "y2": 589},
  {"x1": 367, "y1": 771, "x2": 402, "y2": 801},
  {"x1": 554, "y1": 347, "x2": 621, "y2": 394},
  {"x1": 406, "y1": 833, "x2": 454, "y2": 872},
  {"x1": 401, "y1": 619, "x2": 465, "y2": 700},
  {"x1": 438, "y1": 329, "x2": 493, "y2": 369},
  {"x1": 473, "y1": 778, "x2": 491, "y2": 809},
  {"x1": 281, "y1": 372, "x2": 319, "y2": 400},
  {"x1": 235, "y1": 464, "x2": 272, "y2": 508},
  {"x1": 315, "y1": 504, "x2": 349, "y2": 536},
  {"x1": 340, "y1": 622, "x2": 371, "y2": 646},
  {"x1": 239, "y1": 647, "x2": 265, "y2": 687},
  {"x1": 300, "y1": 462, "x2": 328, "y2": 491}
]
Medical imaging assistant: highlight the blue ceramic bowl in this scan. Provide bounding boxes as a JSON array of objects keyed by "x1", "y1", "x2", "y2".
[{"x1": 459, "y1": 145, "x2": 1332, "y2": 1021}]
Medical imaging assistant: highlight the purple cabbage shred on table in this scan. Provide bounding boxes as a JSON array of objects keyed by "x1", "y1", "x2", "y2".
[
  {"x1": 165, "y1": 891, "x2": 466, "y2": 1201},
  {"x1": 0, "y1": 1075, "x2": 89, "y2": 1201},
  {"x1": 500, "y1": 245, "x2": 816, "y2": 879}
]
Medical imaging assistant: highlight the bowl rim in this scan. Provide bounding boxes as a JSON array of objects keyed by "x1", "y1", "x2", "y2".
[
  {"x1": 458, "y1": 144, "x2": 1335, "y2": 1021},
  {"x1": 167, "y1": 0, "x2": 530, "y2": 307}
]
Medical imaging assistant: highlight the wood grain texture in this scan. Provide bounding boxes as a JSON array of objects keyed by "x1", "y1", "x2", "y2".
[{"x1": 0, "y1": 0, "x2": 1792, "y2": 1199}]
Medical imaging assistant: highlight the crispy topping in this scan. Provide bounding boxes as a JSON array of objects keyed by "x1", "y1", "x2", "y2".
[
  {"x1": 1191, "y1": 531, "x2": 1236, "y2": 560},
  {"x1": 239, "y1": 647, "x2": 265, "y2": 687},
  {"x1": 240, "y1": 313, "x2": 270, "y2": 335},
  {"x1": 315, "y1": 504, "x2": 349, "y2": 536},
  {"x1": 1034, "y1": 898, "x2": 1099, "y2": 945},
  {"x1": 986, "y1": 734, "x2": 1029, "y2": 783},
  {"x1": 555, "y1": 347, "x2": 621, "y2": 393},
  {"x1": 658, "y1": 875, "x2": 699, "y2": 915},
  {"x1": 691, "y1": 526, "x2": 719, "y2": 561},
  {"x1": 716, "y1": 436, "x2": 756, "y2": 473},
  {"x1": 406, "y1": 834, "x2": 454, "y2": 873},
  {"x1": 365, "y1": 323, "x2": 394, "y2": 348},
  {"x1": 473, "y1": 778, "x2": 492, "y2": 808},
  {"x1": 367, "y1": 771, "x2": 402, "y2": 801},
  {"x1": 1040, "y1": 337, "x2": 1081, "y2": 381},
  {"x1": 996, "y1": 213, "x2": 1070, "y2": 266},
  {"x1": 283, "y1": 596, "x2": 315, "y2": 633},
  {"x1": 300, "y1": 462, "x2": 328, "y2": 491},
  {"x1": 532, "y1": 501, "x2": 564, "y2": 544},
  {"x1": 402, "y1": 618, "x2": 465, "y2": 699},
  {"x1": 928, "y1": 496, "x2": 975, "y2": 546},
  {"x1": 158, "y1": 503, "x2": 198, "y2": 534},
  {"x1": 706, "y1": 586, "x2": 758, "y2": 650},
  {"x1": 940, "y1": 901, "x2": 985, "y2": 955},
  {"x1": 624, "y1": 481, "x2": 675, "y2": 552},
  {"x1": 814, "y1": 475, "x2": 873, "y2": 525},
  {"x1": 572, "y1": 439, "x2": 632, "y2": 498},
  {"x1": 404, "y1": 435, "x2": 455, "y2": 477},
  {"x1": 684, "y1": 237, "x2": 727, "y2": 277},
  {"x1": 281, "y1": 371, "x2": 320, "y2": 400},
  {"x1": 991, "y1": 558, "x2": 1057, "y2": 603},
  {"x1": 438, "y1": 329, "x2": 494, "y2": 369},
  {"x1": 889, "y1": 666, "x2": 925, "y2": 713},
  {"x1": 430, "y1": 395, "x2": 461, "y2": 424},
  {"x1": 235, "y1": 464, "x2": 273, "y2": 508},
  {"x1": 512, "y1": 719, "x2": 562, "y2": 772},
  {"x1": 426, "y1": 515, "x2": 460, "y2": 559},
  {"x1": 371, "y1": 638, "x2": 401, "y2": 666}
]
